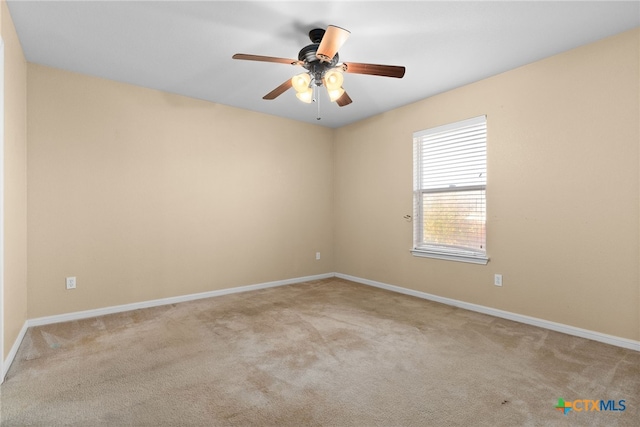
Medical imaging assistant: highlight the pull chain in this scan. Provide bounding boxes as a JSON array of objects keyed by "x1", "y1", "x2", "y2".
[{"x1": 316, "y1": 85, "x2": 321, "y2": 121}]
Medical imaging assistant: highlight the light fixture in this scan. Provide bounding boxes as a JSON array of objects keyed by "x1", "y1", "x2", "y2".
[
  {"x1": 296, "y1": 87, "x2": 313, "y2": 103},
  {"x1": 327, "y1": 87, "x2": 345, "y2": 102},
  {"x1": 291, "y1": 73, "x2": 311, "y2": 93},
  {"x1": 291, "y1": 68, "x2": 346, "y2": 105},
  {"x1": 324, "y1": 69, "x2": 344, "y2": 91}
]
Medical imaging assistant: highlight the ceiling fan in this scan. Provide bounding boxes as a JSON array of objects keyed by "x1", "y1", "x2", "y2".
[{"x1": 232, "y1": 25, "x2": 406, "y2": 108}]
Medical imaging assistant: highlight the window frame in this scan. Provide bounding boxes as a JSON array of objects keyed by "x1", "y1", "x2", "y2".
[{"x1": 411, "y1": 115, "x2": 489, "y2": 265}]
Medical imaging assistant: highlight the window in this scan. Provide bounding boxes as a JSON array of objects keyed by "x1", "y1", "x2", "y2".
[{"x1": 412, "y1": 116, "x2": 488, "y2": 264}]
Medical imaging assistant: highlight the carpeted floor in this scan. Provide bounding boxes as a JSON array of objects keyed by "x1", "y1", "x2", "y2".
[{"x1": 1, "y1": 278, "x2": 638, "y2": 426}]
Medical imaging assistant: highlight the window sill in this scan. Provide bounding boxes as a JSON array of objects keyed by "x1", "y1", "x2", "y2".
[{"x1": 411, "y1": 249, "x2": 489, "y2": 265}]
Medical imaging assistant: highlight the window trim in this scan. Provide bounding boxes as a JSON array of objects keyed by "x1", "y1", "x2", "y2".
[
  {"x1": 410, "y1": 249, "x2": 489, "y2": 265},
  {"x1": 411, "y1": 115, "x2": 489, "y2": 265}
]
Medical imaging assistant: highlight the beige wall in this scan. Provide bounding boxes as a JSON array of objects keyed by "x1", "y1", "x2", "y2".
[
  {"x1": 334, "y1": 28, "x2": 640, "y2": 341},
  {"x1": 17, "y1": 26, "x2": 640, "y2": 345},
  {"x1": 1, "y1": 0, "x2": 28, "y2": 360},
  {"x1": 27, "y1": 64, "x2": 333, "y2": 318}
]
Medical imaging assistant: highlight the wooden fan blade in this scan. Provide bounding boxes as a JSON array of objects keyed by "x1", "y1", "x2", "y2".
[
  {"x1": 233, "y1": 53, "x2": 301, "y2": 66},
  {"x1": 263, "y1": 79, "x2": 293, "y2": 100},
  {"x1": 336, "y1": 91, "x2": 352, "y2": 107},
  {"x1": 316, "y1": 25, "x2": 350, "y2": 62},
  {"x1": 343, "y1": 62, "x2": 406, "y2": 78}
]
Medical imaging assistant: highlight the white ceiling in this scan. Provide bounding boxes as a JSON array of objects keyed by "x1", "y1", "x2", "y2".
[{"x1": 7, "y1": 1, "x2": 640, "y2": 128}]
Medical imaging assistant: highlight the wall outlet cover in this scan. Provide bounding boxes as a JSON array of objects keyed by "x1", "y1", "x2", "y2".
[
  {"x1": 494, "y1": 274, "x2": 503, "y2": 287},
  {"x1": 66, "y1": 277, "x2": 77, "y2": 290}
]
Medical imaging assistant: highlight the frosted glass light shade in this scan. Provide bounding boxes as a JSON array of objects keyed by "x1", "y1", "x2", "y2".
[
  {"x1": 292, "y1": 73, "x2": 311, "y2": 93},
  {"x1": 296, "y1": 88, "x2": 313, "y2": 103},
  {"x1": 324, "y1": 69, "x2": 344, "y2": 91},
  {"x1": 327, "y1": 87, "x2": 345, "y2": 102}
]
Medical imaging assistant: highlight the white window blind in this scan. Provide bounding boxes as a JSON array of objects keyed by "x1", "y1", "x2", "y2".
[{"x1": 412, "y1": 116, "x2": 488, "y2": 264}]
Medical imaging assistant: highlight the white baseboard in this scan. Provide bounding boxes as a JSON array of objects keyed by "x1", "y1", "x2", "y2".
[
  {"x1": 335, "y1": 273, "x2": 640, "y2": 352},
  {"x1": 28, "y1": 273, "x2": 334, "y2": 328},
  {"x1": 2, "y1": 321, "x2": 28, "y2": 382}
]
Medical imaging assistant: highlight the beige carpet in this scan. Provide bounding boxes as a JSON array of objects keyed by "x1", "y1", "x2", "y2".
[{"x1": 1, "y1": 278, "x2": 638, "y2": 426}]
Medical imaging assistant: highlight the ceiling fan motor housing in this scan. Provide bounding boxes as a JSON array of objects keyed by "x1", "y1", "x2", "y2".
[
  {"x1": 298, "y1": 44, "x2": 339, "y2": 67},
  {"x1": 298, "y1": 37, "x2": 340, "y2": 86}
]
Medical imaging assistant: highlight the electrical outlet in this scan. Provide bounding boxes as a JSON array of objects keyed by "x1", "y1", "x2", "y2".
[
  {"x1": 316, "y1": 252, "x2": 321, "y2": 260},
  {"x1": 494, "y1": 274, "x2": 503, "y2": 287},
  {"x1": 66, "y1": 276, "x2": 77, "y2": 290}
]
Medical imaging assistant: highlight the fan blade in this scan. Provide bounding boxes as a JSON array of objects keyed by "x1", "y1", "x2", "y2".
[
  {"x1": 343, "y1": 62, "x2": 406, "y2": 78},
  {"x1": 233, "y1": 53, "x2": 301, "y2": 66},
  {"x1": 336, "y1": 91, "x2": 352, "y2": 107},
  {"x1": 263, "y1": 79, "x2": 293, "y2": 100},
  {"x1": 316, "y1": 25, "x2": 350, "y2": 62}
]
